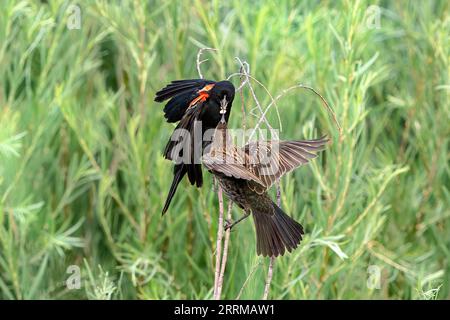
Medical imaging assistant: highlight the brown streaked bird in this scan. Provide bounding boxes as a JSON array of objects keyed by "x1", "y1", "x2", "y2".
[
  {"x1": 203, "y1": 111, "x2": 328, "y2": 257},
  {"x1": 154, "y1": 79, "x2": 235, "y2": 215}
]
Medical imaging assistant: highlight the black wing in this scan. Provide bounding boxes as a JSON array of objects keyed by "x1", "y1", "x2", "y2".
[{"x1": 154, "y1": 79, "x2": 215, "y2": 123}]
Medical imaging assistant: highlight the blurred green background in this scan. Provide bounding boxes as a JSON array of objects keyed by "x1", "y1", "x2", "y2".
[{"x1": 0, "y1": 0, "x2": 449, "y2": 299}]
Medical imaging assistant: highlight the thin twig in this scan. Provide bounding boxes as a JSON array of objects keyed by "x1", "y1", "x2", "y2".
[
  {"x1": 196, "y1": 47, "x2": 218, "y2": 79},
  {"x1": 239, "y1": 64, "x2": 248, "y2": 132},
  {"x1": 263, "y1": 257, "x2": 275, "y2": 300},
  {"x1": 236, "y1": 60, "x2": 250, "y2": 91},
  {"x1": 297, "y1": 84, "x2": 341, "y2": 134},
  {"x1": 213, "y1": 186, "x2": 225, "y2": 299},
  {"x1": 217, "y1": 201, "x2": 233, "y2": 298},
  {"x1": 250, "y1": 84, "x2": 341, "y2": 141},
  {"x1": 232, "y1": 58, "x2": 280, "y2": 139},
  {"x1": 236, "y1": 259, "x2": 262, "y2": 299}
]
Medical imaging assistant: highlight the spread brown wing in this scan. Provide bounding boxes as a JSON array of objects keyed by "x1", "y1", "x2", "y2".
[
  {"x1": 202, "y1": 143, "x2": 264, "y2": 184},
  {"x1": 203, "y1": 160, "x2": 264, "y2": 183},
  {"x1": 242, "y1": 135, "x2": 329, "y2": 190},
  {"x1": 202, "y1": 126, "x2": 264, "y2": 185}
]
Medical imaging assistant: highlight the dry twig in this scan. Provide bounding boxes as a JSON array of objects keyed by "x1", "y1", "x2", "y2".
[
  {"x1": 196, "y1": 47, "x2": 218, "y2": 79},
  {"x1": 213, "y1": 187, "x2": 225, "y2": 299},
  {"x1": 228, "y1": 58, "x2": 282, "y2": 139},
  {"x1": 263, "y1": 257, "x2": 275, "y2": 299},
  {"x1": 217, "y1": 201, "x2": 233, "y2": 298},
  {"x1": 236, "y1": 259, "x2": 262, "y2": 299}
]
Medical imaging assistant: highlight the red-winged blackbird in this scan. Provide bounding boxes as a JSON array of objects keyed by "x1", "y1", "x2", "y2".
[
  {"x1": 203, "y1": 115, "x2": 328, "y2": 257},
  {"x1": 154, "y1": 79, "x2": 235, "y2": 215}
]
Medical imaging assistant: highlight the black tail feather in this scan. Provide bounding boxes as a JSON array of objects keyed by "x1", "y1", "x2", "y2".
[
  {"x1": 252, "y1": 202, "x2": 303, "y2": 257},
  {"x1": 162, "y1": 164, "x2": 187, "y2": 215}
]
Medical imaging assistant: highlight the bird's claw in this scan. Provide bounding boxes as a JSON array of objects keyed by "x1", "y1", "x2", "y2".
[{"x1": 224, "y1": 219, "x2": 234, "y2": 231}]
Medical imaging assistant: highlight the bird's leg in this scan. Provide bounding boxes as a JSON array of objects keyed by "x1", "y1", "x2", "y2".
[{"x1": 224, "y1": 210, "x2": 250, "y2": 231}]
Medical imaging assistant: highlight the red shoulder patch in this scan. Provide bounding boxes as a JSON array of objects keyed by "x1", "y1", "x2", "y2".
[{"x1": 188, "y1": 83, "x2": 216, "y2": 108}]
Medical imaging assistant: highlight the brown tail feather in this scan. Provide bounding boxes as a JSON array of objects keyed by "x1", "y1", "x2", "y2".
[{"x1": 252, "y1": 202, "x2": 303, "y2": 257}]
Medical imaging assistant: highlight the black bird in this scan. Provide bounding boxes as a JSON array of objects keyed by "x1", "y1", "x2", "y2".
[
  {"x1": 203, "y1": 112, "x2": 328, "y2": 257},
  {"x1": 154, "y1": 79, "x2": 235, "y2": 215}
]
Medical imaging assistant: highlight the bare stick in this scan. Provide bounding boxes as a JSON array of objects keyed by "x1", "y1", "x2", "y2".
[
  {"x1": 236, "y1": 60, "x2": 250, "y2": 91},
  {"x1": 297, "y1": 84, "x2": 341, "y2": 134},
  {"x1": 213, "y1": 186, "x2": 225, "y2": 299},
  {"x1": 263, "y1": 256, "x2": 275, "y2": 300},
  {"x1": 197, "y1": 47, "x2": 218, "y2": 79},
  {"x1": 236, "y1": 259, "x2": 262, "y2": 299},
  {"x1": 228, "y1": 67, "x2": 284, "y2": 136},
  {"x1": 250, "y1": 84, "x2": 341, "y2": 141},
  {"x1": 217, "y1": 201, "x2": 233, "y2": 298},
  {"x1": 233, "y1": 58, "x2": 280, "y2": 139},
  {"x1": 238, "y1": 64, "x2": 248, "y2": 132}
]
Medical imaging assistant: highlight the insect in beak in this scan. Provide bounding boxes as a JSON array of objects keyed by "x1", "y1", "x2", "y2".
[{"x1": 220, "y1": 95, "x2": 227, "y2": 115}]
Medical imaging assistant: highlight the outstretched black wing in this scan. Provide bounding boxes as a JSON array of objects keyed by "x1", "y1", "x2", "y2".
[{"x1": 154, "y1": 79, "x2": 215, "y2": 123}]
